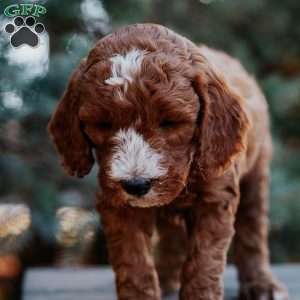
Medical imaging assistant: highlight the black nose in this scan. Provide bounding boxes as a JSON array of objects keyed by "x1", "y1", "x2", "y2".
[{"x1": 121, "y1": 178, "x2": 151, "y2": 197}]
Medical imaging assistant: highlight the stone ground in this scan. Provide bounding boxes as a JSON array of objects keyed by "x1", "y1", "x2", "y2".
[{"x1": 23, "y1": 265, "x2": 300, "y2": 300}]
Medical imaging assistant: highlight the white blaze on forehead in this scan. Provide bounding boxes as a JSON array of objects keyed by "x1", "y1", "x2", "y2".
[
  {"x1": 110, "y1": 128, "x2": 167, "y2": 181},
  {"x1": 104, "y1": 48, "x2": 147, "y2": 88}
]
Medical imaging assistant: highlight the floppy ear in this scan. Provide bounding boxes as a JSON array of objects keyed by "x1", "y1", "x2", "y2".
[
  {"x1": 192, "y1": 63, "x2": 250, "y2": 180},
  {"x1": 48, "y1": 59, "x2": 94, "y2": 177}
]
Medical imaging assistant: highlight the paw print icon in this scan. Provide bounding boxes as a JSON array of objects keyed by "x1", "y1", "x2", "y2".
[{"x1": 4, "y1": 16, "x2": 45, "y2": 48}]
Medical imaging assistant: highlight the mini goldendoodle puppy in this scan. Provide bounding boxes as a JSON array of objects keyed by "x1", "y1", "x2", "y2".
[{"x1": 48, "y1": 24, "x2": 288, "y2": 300}]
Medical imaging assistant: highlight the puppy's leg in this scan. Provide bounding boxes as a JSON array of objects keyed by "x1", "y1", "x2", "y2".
[
  {"x1": 98, "y1": 205, "x2": 161, "y2": 300},
  {"x1": 233, "y1": 146, "x2": 288, "y2": 300},
  {"x1": 156, "y1": 210, "x2": 188, "y2": 295},
  {"x1": 180, "y1": 170, "x2": 239, "y2": 300}
]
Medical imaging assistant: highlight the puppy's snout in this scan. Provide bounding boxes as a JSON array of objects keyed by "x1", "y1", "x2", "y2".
[{"x1": 121, "y1": 178, "x2": 151, "y2": 197}]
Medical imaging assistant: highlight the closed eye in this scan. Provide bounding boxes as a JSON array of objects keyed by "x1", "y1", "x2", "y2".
[
  {"x1": 83, "y1": 121, "x2": 113, "y2": 131},
  {"x1": 96, "y1": 121, "x2": 113, "y2": 130},
  {"x1": 159, "y1": 120, "x2": 179, "y2": 129}
]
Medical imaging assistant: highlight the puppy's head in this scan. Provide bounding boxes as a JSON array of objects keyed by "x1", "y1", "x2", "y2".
[{"x1": 48, "y1": 24, "x2": 249, "y2": 208}]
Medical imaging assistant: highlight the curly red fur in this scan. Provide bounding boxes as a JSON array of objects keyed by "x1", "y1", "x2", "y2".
[{"x1": 48, "y1": 24, "x2": 288, "y2": 300}]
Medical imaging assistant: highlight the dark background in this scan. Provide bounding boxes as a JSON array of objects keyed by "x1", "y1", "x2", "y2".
[{"x1": 0, "y1": 0, "x2": 300, "y2": 298}]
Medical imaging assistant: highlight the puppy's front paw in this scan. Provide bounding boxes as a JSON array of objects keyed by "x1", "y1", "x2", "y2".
[{"x1": 239, "y1": 280, "x2": 288, "y2": 300}]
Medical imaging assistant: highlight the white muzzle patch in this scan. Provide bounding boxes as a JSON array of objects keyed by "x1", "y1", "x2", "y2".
[{"x1": 110, "y1": 128, "x2": 167, "y2": 181}]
